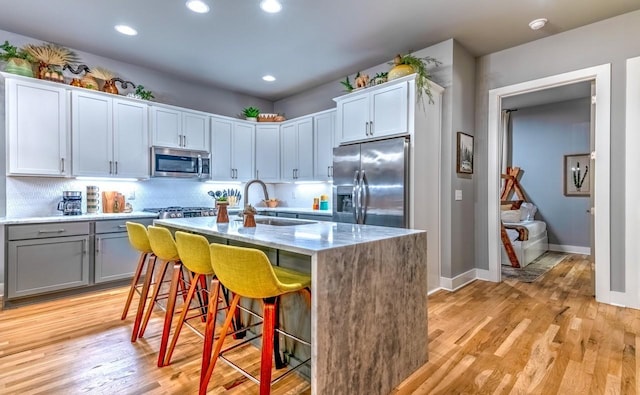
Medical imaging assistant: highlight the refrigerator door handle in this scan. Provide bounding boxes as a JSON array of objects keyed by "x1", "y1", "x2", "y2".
[
  {"x1": 352, "y1": 170, "x2": 360, "y2": 223},
  {"x1": 360, "y1": 169, "x2": 367, "y2": 223}
]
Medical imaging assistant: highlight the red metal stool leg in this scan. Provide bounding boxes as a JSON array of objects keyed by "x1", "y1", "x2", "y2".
[
  {"x1": 121, "y1": 252, "x2": 150, "y2": 320},
  {"x1": 131, "y1": 255, "x2": 157, "y2": 342},
  {"x1": 260, "y1": 297, "x2": 277, "y2": 395},
  {"x1": 157, "y1": 262, "x2": 183, "y2": 367},
  {"x1": 201, "y1": 278, "x2": 221, "y2": 383}
]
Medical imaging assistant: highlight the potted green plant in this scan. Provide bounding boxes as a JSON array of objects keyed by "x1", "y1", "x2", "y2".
[
  {"x1": 133, "y1": 85, "x2": 155, "y2": 100},
  {"x1": 388, "y1": 52, "x2": 441, "y2": 104},
  {"x1": 242, "y1": 106, "x2": 260, "y2": 121},
  {"x1": 0, "y1": 40, "x2": 35, "y2": 77}
]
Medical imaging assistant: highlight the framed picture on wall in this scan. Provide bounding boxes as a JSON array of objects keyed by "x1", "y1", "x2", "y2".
[
  {"x1": 456, "y1": 132, "x2": 474, "y2": 174},
  {"x1": 564, "y1": 153, "x2": 591, "y2": 196}
]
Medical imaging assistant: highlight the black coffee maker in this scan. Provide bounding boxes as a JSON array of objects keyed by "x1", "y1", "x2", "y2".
[{"x1": 57, "y1": 191, "x2": 83, "y2": 215}]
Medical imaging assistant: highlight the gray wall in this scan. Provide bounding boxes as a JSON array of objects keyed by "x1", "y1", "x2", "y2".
[
  {"x1": 0, "y1": 28, "x2": 273, "y2": 117},
  {"x1": 475, "y1": 10, "x2": 640, "y2": 291},
  {"x1": 275, "y1": 39, "x2": 477, "y2": 282},
  {"x1": 511, "y1": 99, "x2": 590, "y2": 247},
  {"x1": 449, "y1": 41, "x2": 476, "y2": 278}
]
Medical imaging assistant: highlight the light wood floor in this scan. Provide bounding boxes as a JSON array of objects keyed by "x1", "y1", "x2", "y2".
[{"x1": 1, "y1": 255, "x2": 638, "y2": 394}]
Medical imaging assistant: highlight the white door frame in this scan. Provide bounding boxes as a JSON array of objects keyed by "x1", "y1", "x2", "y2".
[
  {"x1": 625, "y1": 57, "x2": 640, "y2": 309},
  {"x1": 487, "y1": 64, "x2": 612, "y2": 304}
]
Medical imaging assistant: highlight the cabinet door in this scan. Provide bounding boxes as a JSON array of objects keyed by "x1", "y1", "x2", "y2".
[
  {"x1": 337, "y1": 93, "x2": 369, "y2": 144},
  {"x1": 95, "y1": 233, "x2": 141, "y2": 283},
  {"x1": 280, "y1": 123, "x2": 297, "y2": 181},
  {"x1": 7, "y1": 235, "x2": 90, "y2": 299},
  {"x1": 232, "y1": 122, "x2": 255, "y2": 181},
  {"x1": 370, "y1": 82, "x2": 408, "y2": 138},
  {"x1": 71, "y1": 91, "x2": 113, "y2": 177},
  {"x1": 182, "y1": 112, "x2": 210, "y2": 151},
  {"x1": 296, "y1": 118, "x2": 314, "y2": 180},
  {"x1": 151, "y1": 106, "x2": 181, "y2": 148},
  {"x1": 255, "y1": 125, "x2": 280, "y2": 181},
  {"x1": 314, "y1": 111, "x2": 336, "y2": 181},
  {"x1": 211, "y1": 117, "x2": 234, "y2": 181},
  {"x1": 113, "y1": 99, "x2": 149, "y2": 178},
  {"x1": 7, "y1": 79, "x2": 68, "y2": 176}
]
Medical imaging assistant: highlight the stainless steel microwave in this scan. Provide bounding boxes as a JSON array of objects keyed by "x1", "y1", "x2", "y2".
[{"x1": 151, "y1": 147, "x2": 210, "y2": 179}]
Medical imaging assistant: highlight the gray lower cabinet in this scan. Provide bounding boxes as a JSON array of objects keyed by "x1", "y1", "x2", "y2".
[
  {"x1": 94, "y1": 218, "x2": 153, "y2": 284},
  {"x1": 7, "y1": 228, "x2": 90, "y2": 299}
]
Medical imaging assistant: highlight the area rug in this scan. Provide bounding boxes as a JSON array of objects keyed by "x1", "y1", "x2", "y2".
[{"x1": 501, "y1": 251, "x2": 570, "y2": 283}]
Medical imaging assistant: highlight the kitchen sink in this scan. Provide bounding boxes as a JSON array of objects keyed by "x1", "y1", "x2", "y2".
[{"x1": 234, "y1": 218, "x2": 316, "y2": 226}]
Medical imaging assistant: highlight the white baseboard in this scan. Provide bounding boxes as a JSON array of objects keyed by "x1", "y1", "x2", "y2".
[
  {"x1": 548, "y1": 244, "x2": 591, "y2": 255},
  {"x1": 440, "y1": 268, "x2": 477, "y2": 291},
  {"x1": 475, "y1": 268, "x2": 493, "y2": 282},
  {"x1": 428, "y1": 287, "x2": 443, "y2": 296}
]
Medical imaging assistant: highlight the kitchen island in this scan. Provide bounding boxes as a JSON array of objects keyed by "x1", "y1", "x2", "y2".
[{"x1": 155, "y1": 216, "x2": 428, "y2": 395}]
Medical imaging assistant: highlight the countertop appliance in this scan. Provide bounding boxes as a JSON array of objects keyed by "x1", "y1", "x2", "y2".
[
  {"x1": 332, "y1": 137, "x2": 409, "y2": 228},
  {"x1": 143, "y1": 206, "x2": 216, "y2": 219},
  {"x1": 57, "y1": 191, "x2": 83, "y2": 216},
  {"x1": 151, "y1": 147, "x2": 210, "y2": 179}
]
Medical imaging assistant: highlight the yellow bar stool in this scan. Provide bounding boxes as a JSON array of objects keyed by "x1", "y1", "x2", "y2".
[
  {"x1": 122, "y1": 222, "x2": 156, "y2": 342},
  {"x1": 142, "y1": 225, "x2": 190, "y2": 367},
  {"x1": 164, "y1": 231, "x2": 225, "y2": 370},
  {"x1": 200, "y1": 244, "x2": 311, "y2": 395}
]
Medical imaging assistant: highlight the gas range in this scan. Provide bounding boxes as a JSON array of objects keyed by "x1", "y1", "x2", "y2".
[{"x1": 143, "y1": 206, "x2": 216, "y2": 219}]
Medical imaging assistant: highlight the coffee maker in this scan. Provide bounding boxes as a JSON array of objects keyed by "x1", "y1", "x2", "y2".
[{"x1": 57, "y1": 191, "x2": 83, "y2": 215}]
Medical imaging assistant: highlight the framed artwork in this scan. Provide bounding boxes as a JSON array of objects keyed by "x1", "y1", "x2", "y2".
[
  {"x1": 564, "y1": 153, "x2": 591, "y2": 196},
  {"x1": 456, "y1": 132, "x2": 474, "y2": 174}
]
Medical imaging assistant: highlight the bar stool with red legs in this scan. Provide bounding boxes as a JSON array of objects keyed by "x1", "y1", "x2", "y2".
[
  {"x1": 122, "y1": 222, "x2": 156, "y2": 342},
  {"x1": 200, "y1": 243, "x2": 311, "y2": 395},
  {"x1": 139, "y1": 225, "x2": 191, "y2": 367},
  {"x1": 163, "y1": 231, "x2": 228, "y2": 368}
]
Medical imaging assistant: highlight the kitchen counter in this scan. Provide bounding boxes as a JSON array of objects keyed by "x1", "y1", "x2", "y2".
[
  {"x1": 155, "y1": 216, "x2": 428, "y2": 395},
  {"x1": 0, "y1": 212, "x2": 158, "y2": 225},
  {"x1": 226, "y1": 207, "x2": 333, "y2": 217}
]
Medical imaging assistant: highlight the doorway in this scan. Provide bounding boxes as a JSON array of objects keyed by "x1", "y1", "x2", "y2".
[{"x1": 487, "y1": 64, "x2": 611, "y2": 304}]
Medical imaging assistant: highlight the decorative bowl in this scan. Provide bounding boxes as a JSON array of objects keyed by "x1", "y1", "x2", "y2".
[{"x1": 264, "y1": 199, "x2": 279, "y2": 208}]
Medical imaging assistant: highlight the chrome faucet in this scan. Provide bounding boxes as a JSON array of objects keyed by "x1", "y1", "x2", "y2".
[{"x1": 243, "y1": 179, "x2": 269, "y2": 209}]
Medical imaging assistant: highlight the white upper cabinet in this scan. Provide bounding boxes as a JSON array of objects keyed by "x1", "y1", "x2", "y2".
[
  {"x1": 211, "y1": 117, "x2": 255, "y2": 181},
  {"x1": 151, "y1": 105, "x2": 209, "y2": 151},
  {"x1": 313, "y1": 110, "x2": 336, "y2": 181},
  {"x1": 72, "y1": 91, "x2": 148, "y2": 178},
  {"x1": 335, "y1": 77, "x2": 409, "y2": 144},
  {"x1": 255, "y1": 124, "x2": 280, "y2": 182},
  {"x1": 6, "y1": 77, "x2": 69, "y2": 176},
  {"x1": 281, "y1": 117, "x2": 314, "y2": 181}
]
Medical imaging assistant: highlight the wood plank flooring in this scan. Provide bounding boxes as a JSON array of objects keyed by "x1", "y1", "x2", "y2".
[
  {"x1": 1, "y1": 254, "x2": 638, "y2": 394},
  {"x1": 394, "y1": 254, "x2": 640, "y2": 395}
]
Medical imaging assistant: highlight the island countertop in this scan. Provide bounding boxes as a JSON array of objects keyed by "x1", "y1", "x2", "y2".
[
  {"x1": 154, "y1": 216, "x2": 423, "y2": 255},
  {"x1": 155, "y1": 215, "x2": 428, "y2": 395}
]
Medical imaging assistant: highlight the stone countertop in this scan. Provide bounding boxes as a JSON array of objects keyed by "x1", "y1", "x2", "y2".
[
  {"x1": 226, "y1": 207, "x2": 333, "y2": 216},
  {"x1": 0, "y1": 212, "x2": 158, "y2": 225},
  {"x1": 154, "y1": 216, "x2": 423, "y2": 255}
]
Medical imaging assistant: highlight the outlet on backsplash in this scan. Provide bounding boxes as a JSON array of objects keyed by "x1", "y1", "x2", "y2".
[{"x1": 291, "y1": 191, "x2": 297, "y2": 199}]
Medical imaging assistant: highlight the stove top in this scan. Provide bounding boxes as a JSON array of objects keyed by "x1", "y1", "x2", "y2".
[{"x1": 143, "y1": 206, "x2": 216, "y2": 219}]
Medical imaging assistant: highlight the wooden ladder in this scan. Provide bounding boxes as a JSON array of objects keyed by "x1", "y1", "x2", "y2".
[{"x1": 500, "y1": 167, "x2": 528, "y2": 268}]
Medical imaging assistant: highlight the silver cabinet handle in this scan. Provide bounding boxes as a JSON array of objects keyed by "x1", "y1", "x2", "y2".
[
  {"x1": 327, "y1": 166, "x2": 331, "y2": 178},
  {"x1": 256, "y1": 169, "x2": 259, "y2": 179},
  {"x1": 231, "y1": 168, "x2": 234, "y2": 178},
  {"x1": 60, "y1": 158, "x2": 65, "y2": 173},
  {"x1": 118, "y1": 224, "x2": 127, "y2": 229},
  {"x1": 183, "y1": 135, "x2": 187, "y2": 147},
  {"x1": 109, "y1": 161, "x2": 113, "y2": 174},
  {"x1": 38, "y1": 229, "x2": 66, "y2": 234},
  {"x1": 82, "y1": 239, "x2": 87, "y2": 255},
  {"x1": 115, "y1": 161, "x2": 118, "y2": 175},
  {"x1": 369, "y1": 121, "x2": 373, "y2": 135},
  {"x1": 96, "y1": 237, "x2": 101, "y2": 253},
  {"x1": 365, "y1": 121, "x2": 369, "y2": 135}
]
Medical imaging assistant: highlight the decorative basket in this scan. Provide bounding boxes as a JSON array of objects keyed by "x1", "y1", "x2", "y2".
[{"x1": 258, "y1": 113, "x2": 278, "y2": 122}]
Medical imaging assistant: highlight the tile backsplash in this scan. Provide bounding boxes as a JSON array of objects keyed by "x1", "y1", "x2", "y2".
[{"x1": 5, "y1": 177, "x2": 332, "y2": 217}]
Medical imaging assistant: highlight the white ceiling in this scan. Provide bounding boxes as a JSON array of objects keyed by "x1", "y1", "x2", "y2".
[{"x1": 0, "y1": 0, "x2": 637, "y2": 101}]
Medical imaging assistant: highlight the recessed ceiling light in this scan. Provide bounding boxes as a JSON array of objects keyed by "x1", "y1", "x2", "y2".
[
  {"x1": 262, "y1": 75, "x2": 276, "y2": 82},
  {"x1": 528, "y1": 18, "x2": 548, "y2": 30},
  {"x1": 260, "y1": 0, "x2": 282, "y2": 13},
  {"x1": 114, "y1": 25, "x2": 138, "y2": 36},
  {"x1": 186, "y1": 0, "x2": 210, "y2": 13}
]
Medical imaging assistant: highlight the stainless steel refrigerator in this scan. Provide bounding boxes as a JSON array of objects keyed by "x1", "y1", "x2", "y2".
[{"x1": 332, "y1": 137, "x2": 409, "y2": 228}]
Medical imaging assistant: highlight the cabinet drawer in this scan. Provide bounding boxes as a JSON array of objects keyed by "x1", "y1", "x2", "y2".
[
  {"x1": 95, "y1": 218, "x2": 154, "y2": 234},
  {"x1": 8, "y1": 222, "x2": 89, "y2": 240},
  {"x1": 275, "y1": 212, "x2": 298, "y2": 218}
]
